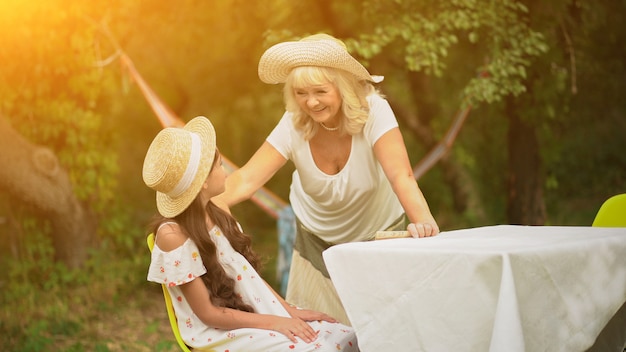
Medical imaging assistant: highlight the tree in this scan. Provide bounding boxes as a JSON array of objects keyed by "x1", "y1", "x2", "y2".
[
  {"x1": 0, "y1": 116, "x2": 95, "y2": 268},
  {"x1": 546, "y1": 0, "x2": 626, "y2": 202},
  {"x1": 0, "y1": 1, "x2": 119, "y2": 268}
]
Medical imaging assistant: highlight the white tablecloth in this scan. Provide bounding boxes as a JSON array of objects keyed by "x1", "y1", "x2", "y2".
[{"x1": 323, "y1": 225, "x2": 626, "y2": 352}]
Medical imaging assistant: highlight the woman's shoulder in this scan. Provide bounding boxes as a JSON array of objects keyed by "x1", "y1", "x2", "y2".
[
  {"x1": 367, "y1": 92, "x2": 389, "y2": 107},
  {"x1": 362, "y1": 92, "x2": 398, "y2": 143}
]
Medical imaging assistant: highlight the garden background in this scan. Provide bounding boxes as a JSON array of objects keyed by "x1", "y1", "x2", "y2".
[{"x1": 1, "y1": 1, "x2": 624, "y2": 350}]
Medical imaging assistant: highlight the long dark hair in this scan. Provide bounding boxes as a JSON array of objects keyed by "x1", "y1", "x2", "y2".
[{"x1": 150, "y1": 152, "x2": 262, "y2": 312}]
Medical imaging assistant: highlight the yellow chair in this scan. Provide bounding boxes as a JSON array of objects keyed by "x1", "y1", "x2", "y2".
[
  {"x1": 147, "y1": 233, "x2": 193, "y2": 352},
  {"x1": 592, "y1": 193, "x2": 626, "y2": 227}
]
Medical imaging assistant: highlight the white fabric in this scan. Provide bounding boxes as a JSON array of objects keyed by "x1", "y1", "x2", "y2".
[
  {"x1": 168, "y1": 132, "x2": 201, "y2": 198},
  {"x1": 323, "y1": 225, "x2": 626, "y2": 352},
  {"x1": 266, "y1": 94, "x2": 404, "y2": 243},
  {"x1": 148, "y1": 225, "x2": 358, "y2": 351},
  {"x1": 286, "y1": 249, "x2": 351, "y2": 325}
]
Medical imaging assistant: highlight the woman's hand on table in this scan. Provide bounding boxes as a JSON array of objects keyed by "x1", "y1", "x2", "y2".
[{"x1": 408, "y1": 222, "x2": 439, "y2": 238}]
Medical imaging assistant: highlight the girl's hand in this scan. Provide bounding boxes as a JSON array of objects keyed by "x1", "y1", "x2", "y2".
[
  {"x1": 270, "y1": 316, "x2": 319, "y2": 343},
  {"x1": 289, "y1": 307, "x2": 338, "y2": 323},
  {"x1": 408, "y1": 222, "x2": 440, "y2": 238}
]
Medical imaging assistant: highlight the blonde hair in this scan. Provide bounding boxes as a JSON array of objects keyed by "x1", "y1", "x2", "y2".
[{"x1": 283, "y1": 66, "x2": 378, "y2": 140}]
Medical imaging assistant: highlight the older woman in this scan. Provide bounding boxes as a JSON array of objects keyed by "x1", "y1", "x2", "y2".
[{"x1": 217, "y1": 33, "x2": 439, "y2": 325}]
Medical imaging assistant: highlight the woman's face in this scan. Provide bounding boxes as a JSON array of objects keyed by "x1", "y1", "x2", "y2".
[{"x1": 293, "y1": 83, "x2": 342, "y2": 126}]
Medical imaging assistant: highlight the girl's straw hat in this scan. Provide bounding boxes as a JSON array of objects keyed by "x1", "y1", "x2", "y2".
[
  {"x1": 142, "y1": 116, "x2": 216, "y2": 218},
  {"x1": 258, "y1": 33, "x2": 383, "y2": 84}
]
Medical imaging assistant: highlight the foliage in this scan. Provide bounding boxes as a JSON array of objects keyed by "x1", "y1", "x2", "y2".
[
  {"x1": 0, "y1": 0, "x2": 625, "y2": 349},
  {"x1": 340, "y1": 0, "x2": 548, "y2": 106},
  {"x1": 0, "y1": 218, "x2": 146, "y2": 350},
  {"x1": 540, "y1": 0, "x2": 626, "y2": 221},
  {"x1": 0, "y1": 0, "x2": 119, "y2": 214}
]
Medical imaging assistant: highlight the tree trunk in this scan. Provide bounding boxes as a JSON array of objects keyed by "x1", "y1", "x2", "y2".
[
  {"x1": 0, "y1": 116, "x2": 95, "y2": 268},
  {"x1": 391, "y1": 72, "x2": 483, "y2": 216},
  {"x1": 505, "y1": 98, "x2": 547, "y2": 225}
]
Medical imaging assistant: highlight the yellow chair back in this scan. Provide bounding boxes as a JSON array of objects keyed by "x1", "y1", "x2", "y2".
[
  {"x1": 592, "y1": 193, "x2": 626, "y2": 227},
  {"x1": 147, "y1": 233, "x2": 193, "y2": 352}
]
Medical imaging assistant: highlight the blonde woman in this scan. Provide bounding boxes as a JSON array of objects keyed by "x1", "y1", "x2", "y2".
[{"x1": 217, "y1": 34, "x2": 439, "y2": 325}]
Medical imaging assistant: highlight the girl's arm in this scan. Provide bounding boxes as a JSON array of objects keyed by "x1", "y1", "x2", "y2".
[
  {"x1": 373, "y1": 127, "x2": 440, "y2": 237},
  {"x1": 180, "y1": 279, "x2": 318, "y2": 343},
  {"x1": 262, "y1": 280, "x2": 338, "y2": 323},
  {"x1": 156, "y1": 223, "x2": 317, "y2": 343}
]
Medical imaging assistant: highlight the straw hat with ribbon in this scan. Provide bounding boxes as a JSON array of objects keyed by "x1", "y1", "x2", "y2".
[
  {"x1": 258, "y1": 33, "x2": 383, "y2": 84},
  {"x1": 142, "y1": 116, "x2": 216, "y2": 218}
]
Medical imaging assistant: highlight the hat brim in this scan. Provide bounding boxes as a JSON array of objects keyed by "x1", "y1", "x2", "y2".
[
  {"x1": 258, "y1": 39, "x2": 383, "y2": 84},
  {"x1": 155, "y1": 116, "x2": 216, "y2": 218}
]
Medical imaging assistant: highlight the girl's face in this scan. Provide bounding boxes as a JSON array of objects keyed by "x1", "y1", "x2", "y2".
[
  {"x1": 202, "y1": 152, "x2": 226, "y2": 198},
  {"x1": 293, "y1": 83, "x2": 342, "y2": 126}
]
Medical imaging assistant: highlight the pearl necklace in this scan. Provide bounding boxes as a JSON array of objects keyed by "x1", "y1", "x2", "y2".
[{"x1": 320, "y1": 122, "x2": 339, "y2": 131}]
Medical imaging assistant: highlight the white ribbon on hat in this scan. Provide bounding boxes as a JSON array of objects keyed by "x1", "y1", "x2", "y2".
[{"x1": 168, "y1": 132, "x2": 201, "y2": 198}]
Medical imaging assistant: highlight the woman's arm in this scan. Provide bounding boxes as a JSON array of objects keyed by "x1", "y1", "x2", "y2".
[
  {"x1": 215, "y1": 142, "x2": 287, "y2": 207},
  {"x1": 373, "y1": 127, "x2": 440, "y2": 237}
]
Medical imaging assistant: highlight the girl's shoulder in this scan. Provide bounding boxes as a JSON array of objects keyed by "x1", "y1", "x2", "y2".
[{"x1": 155, "y1": 221, "x2": 189, "y2": 252}]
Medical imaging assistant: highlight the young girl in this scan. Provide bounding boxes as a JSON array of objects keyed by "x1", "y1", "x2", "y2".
[{"x1": 142, "y1": 116, "x2": 358, "y2": 351}]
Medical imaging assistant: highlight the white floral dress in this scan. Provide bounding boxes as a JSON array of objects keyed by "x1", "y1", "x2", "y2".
[{"x1": 148, "y1": 225, "x2": 358, "y2": 351}]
